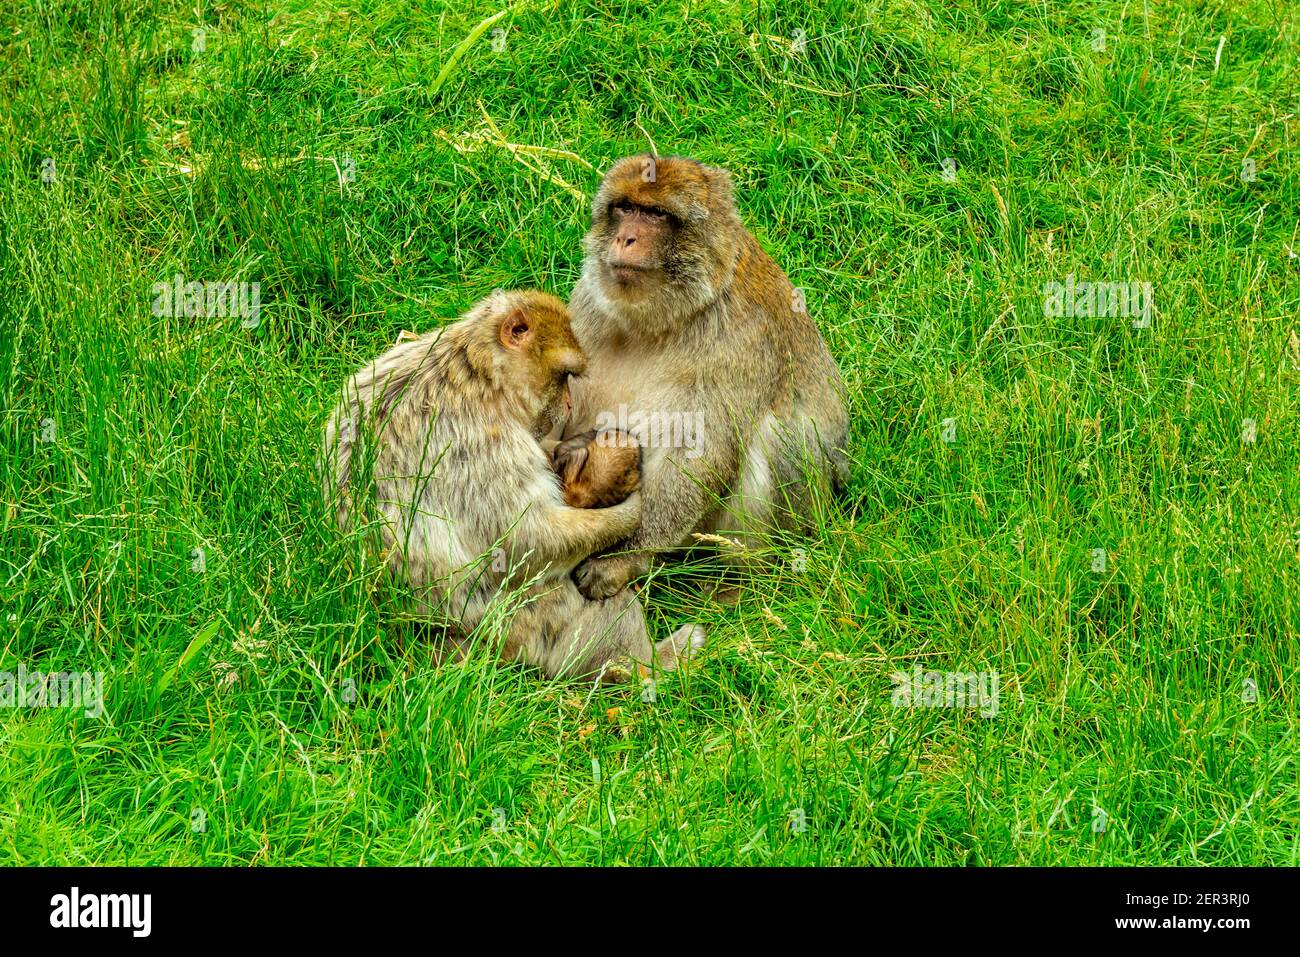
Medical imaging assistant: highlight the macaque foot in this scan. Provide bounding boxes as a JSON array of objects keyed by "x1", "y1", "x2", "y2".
[
  {"x1": 654, "y1": 624, "x2": 707, "y2": 670},
  {"x1": 597, "y1": 663, "x2": 634, "y2": 685},
  {"x1": 574, "y1": 553, "x2": 647, "y2": 600},
  {"x1": 595, "y1": 625, "x2": 705, "y2": 686},
  {"x1": 711, "y1": 584, "x2": 743, "y2": 606}
]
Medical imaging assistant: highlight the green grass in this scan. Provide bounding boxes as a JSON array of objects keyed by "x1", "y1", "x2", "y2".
[{"x1": 2, "y1": 0, "x2": 1298, "y2": 865}]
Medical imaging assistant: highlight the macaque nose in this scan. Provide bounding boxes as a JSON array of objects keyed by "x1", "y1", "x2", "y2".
[{"x1": 611, "y1": 226, "x2": 648, "y2": 269}]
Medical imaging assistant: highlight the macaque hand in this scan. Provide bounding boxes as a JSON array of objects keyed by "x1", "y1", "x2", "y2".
[{"x1": 574, "y1": 551, "x2": 648, "y2": 600}]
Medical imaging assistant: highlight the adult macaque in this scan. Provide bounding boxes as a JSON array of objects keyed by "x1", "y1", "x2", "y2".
[
  {"x1": 564, "y1": 155, "x2": 849, "y2": 599},
  {"x1": 321, "y1": 290, "x2": 702, "y2": 680}
]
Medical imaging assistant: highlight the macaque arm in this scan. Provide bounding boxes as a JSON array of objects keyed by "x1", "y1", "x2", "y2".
[
  {"x1": 513, "y1": 494, "x2": 642, "y2": 573},
  {"x1": 571, "y1": 441, "x2": 737, "y2": 600},
  {"x1": 618, "y1": 434, "x2": 740, "y2": 555}
]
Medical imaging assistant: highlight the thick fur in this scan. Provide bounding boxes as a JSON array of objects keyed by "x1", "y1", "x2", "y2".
[
  {"x1": 320, "y1": 290, "x2": 700, "y2": 679},
  {"x1": 552, "y1": 429, "x2": 642, "y2": 509},
  {"x1": 565, "y1": 155, "x2": 850, "y2": 599}
]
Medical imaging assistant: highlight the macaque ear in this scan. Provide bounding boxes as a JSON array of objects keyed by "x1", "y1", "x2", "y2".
[{"x1": 498, "y1": 308, "x2": 533, "y2": 349}]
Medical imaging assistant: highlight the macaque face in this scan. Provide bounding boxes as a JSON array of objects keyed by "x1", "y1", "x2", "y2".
[
  {"x1": 534, "y1": 338, "x2": 585, "y2": 439},
  {"x1": 584, "y1": 156, "x2": 739, "y2": 321},
  {"x1": 601, "y1": 199, "x2": 678, "y2": 294},
  {"x1": 542, "y1": 368, "x2": 577, "y2": 438}
]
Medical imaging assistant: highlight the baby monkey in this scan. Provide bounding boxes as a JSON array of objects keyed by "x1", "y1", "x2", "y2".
[{"x1": 551, "y1": 429, "x2": 642, "y2": 509}]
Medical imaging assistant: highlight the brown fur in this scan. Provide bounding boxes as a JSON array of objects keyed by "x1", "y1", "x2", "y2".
[
  {"x1": 552, "y1": 429, "x2": 643, "y2": 508},
  {"x1": 563, "y1": 155, "x2": 849, "y2": 599}
]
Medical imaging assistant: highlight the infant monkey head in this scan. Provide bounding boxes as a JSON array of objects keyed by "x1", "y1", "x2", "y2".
[{"x1": 552, "y1": 429, "x2": 642, "y2": 509}]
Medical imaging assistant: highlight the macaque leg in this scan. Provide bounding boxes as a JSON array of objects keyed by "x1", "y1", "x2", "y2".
[
  {"x1": 710, "y1": 412, "x2": 842, "y2": 551},
  {"x1": 710, "y1": 414, "x2": 781, "y2": 550},
  {"x1": 502, "y1": 584, "x2": 704, "y2": 683}
]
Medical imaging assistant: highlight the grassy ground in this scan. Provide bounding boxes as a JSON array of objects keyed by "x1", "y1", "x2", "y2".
[{"x1": 2, "y1": 0, "x2": 1297, "y2": 865}]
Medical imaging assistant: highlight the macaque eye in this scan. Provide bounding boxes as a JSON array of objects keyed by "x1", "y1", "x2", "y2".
[{"x1": 645, "y1": 207, "x2": 668, "y2": 221}]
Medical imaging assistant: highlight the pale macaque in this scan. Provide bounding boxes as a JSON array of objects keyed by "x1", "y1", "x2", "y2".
[{"x1": 321, "y1": 290, "x2": 703, "y2": 680}]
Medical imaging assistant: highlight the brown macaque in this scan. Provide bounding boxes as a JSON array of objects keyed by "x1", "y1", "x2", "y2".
[
  {"x1": 320, "y1": 290, "x2": 703, "y2": 681},
  {"x1": 562, "y1": 155, "x2": 849, "y2": 599},
  {"x1": 551, "y1": 429, "x2": 642, "y2": 509}
]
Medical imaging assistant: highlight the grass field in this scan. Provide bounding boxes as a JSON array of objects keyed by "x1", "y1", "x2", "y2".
[{"x1": 2, "y1": 0, "x2": 1297, "y2": 865}]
